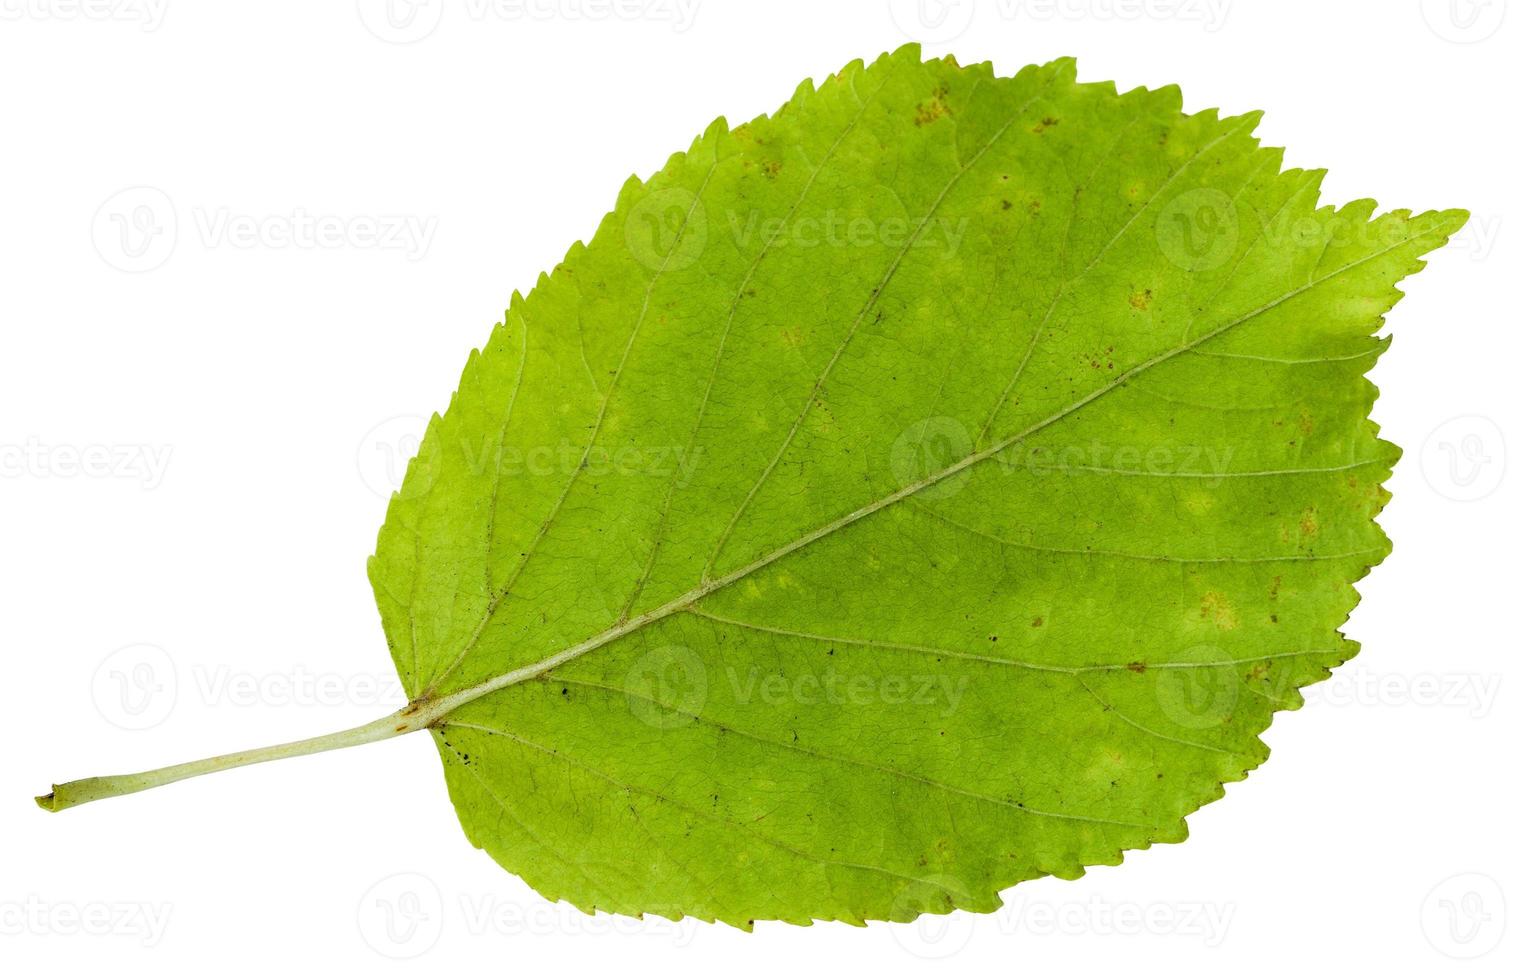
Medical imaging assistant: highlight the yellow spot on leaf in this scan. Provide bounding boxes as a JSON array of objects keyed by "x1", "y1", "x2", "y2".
[
  {"x1": 1199, "y1": 591, "x2": 1238, "y2": 630},
  {"x1": 914, "y1": 98, "x2": 948, "y2": 126}
]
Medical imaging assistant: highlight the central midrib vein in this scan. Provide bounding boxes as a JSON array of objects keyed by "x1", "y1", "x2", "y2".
[{"x1": 412, "y1": 218, "x2": 1453, "y2": 728}]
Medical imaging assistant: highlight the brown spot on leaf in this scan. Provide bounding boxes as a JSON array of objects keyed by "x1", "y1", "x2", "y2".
[
  {"x1": 1199, "y1": 591, "x2": 1238, "y2": 630},
  {"x1": 914, "y1": 94, "x2": 949, "y2": 125}
]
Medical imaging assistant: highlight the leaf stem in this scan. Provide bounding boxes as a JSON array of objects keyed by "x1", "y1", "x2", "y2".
[{"x1": 36, "y1": 704, "x2": 432, "y2": 813}]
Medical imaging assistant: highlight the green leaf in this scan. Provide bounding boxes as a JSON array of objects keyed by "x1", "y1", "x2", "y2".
[
  {"x1": 38, "y1": 44, "x2": 1465, "y2": 929},
  {"x1": 366, "y1": 45, "x2": 1464, "y2": 926}
]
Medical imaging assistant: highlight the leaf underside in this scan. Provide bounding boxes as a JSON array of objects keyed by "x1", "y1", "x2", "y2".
[{"x1": 369, "y1": 45, "x2": 1465, "y2": 927}]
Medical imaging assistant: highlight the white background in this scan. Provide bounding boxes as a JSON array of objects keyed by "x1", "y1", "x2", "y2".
[{"x1": 1, "y1": 0, "x2": 1509, "y2": 975}]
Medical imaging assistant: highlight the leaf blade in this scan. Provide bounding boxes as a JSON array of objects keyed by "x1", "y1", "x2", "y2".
[{"x1": 370, "y1": 45, "x2": 1466, "y2": 925}]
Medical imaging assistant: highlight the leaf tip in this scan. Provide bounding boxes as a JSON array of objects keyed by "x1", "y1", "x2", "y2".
[{"x1": 1437, "y1": 207, "x2": 1472, "y2": 237}]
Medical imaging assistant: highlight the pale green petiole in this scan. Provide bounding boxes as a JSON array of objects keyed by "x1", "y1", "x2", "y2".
[{"x1": 36, "y1": 705, "x2": 433, "y2": 812}]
